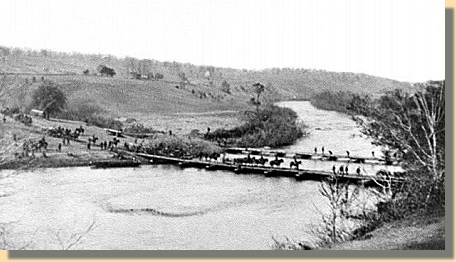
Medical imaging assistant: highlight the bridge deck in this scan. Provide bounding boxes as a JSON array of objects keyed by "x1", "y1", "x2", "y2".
[
  {"x1": 135, "y1": 153, "x2": 405, "y2": 184},
  {"x1": 223, "y1": 147, "x2": 400, "y2": 166}
]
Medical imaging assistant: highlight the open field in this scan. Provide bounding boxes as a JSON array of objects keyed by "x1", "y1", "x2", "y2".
[{"x1": 0, "y1": 48, "x2": 418, "y2": 109}]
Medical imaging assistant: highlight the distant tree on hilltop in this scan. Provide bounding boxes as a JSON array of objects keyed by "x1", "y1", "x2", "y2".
[
  {"x1": 221, "y1": 80, "x2": 231, "y2": 94},
  {"x1": 154, "y1": 72, "x2": 164, "y2": 80},
  {"x1": 97, "y1": 64, "x2": 116, "y2": 77}
]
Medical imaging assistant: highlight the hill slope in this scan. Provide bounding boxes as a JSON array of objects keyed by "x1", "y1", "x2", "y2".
[
  {"x1": 0, "y1": 47, "x2": 416, "y2": 100},
  {"x1": 0, "y1": 47, "x2": 419, "y2": 134}
]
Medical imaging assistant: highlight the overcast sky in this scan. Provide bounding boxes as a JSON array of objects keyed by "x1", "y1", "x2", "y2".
[{"x1": 0, "y1": 0, "x2": 445, "y2": 82}]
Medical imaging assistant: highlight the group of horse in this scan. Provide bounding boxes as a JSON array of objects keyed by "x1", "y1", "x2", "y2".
[
  {"x1": 229, "y1": 155, "x2": 302, "y2": 169},
  {"x1": 233, "y1": 155, "x2": 269, "y2": 166},
  {"x1": 44, "y1": 125, "x2": 85, "y2": 140},
  {"x1": 14, "y1": 113, "x2": 33, "y2": 126}
]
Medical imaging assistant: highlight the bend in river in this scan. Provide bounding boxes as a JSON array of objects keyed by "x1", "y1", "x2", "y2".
[{"x1": 0, "y1": 101, "x2": 395, "y2": 249}]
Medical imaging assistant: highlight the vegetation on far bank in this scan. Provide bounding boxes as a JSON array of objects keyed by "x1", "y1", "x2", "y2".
[{"x1": 309, "y1": 90, "x2": 355, "y2": 114}]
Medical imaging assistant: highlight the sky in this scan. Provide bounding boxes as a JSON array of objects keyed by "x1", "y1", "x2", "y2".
[{"x1": 0, "y1": 0, "x2": 445, "y2": 82}]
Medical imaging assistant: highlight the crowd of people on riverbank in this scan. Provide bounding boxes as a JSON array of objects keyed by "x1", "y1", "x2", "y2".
[{"x1": 15, "y1": 136, "x2": 48, "y2": 159}]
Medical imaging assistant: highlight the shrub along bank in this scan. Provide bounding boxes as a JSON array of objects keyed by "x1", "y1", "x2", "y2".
[{"x1": 205, "y1": 104, "x2": 307, "y2": 148}]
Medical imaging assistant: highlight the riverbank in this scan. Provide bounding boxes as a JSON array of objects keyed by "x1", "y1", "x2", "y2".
[
  {"x1": 0, "y1": 114, "x2": 138, "y2": 170},
  {"x1": 0, "y1": 112, "x2": 228, "y2": 170},
  {"x1": 325, "y1": 209, "x2": 445, "y2": 250}
]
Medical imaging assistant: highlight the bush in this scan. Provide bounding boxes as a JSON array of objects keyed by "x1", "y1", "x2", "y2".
[
  {"x1": 28, "y1": 80, "x2": 67, "y2": 118},
  {"x1": 97, "y1": 64, "x2": 116, "y2": 77},
  {"x1": 205, "y1": 104, "x2": 307, "y2": 148},
  {"x1": 143, "y1": 135, "x2": 221, "y2": 158},
  {"x1": 221, "y1": 80, "x2": 231, "y2": 94}
]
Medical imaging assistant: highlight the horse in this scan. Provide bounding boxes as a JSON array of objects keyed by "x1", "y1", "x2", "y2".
[
  {"x1": 76, "y1": 126, "x2": 85, "y2": 134},
  {"x1": 255, "y1": 156, "x2": 268, "y2": 166},
  {"x1": 290, "y1": 160, "x2": 302, "y2": 169},
  {"x1": 208, "y1": 152, "x2": 220, "y2": 162},
  {"x1": 270, "y1": 158, "x2": 284, "y2": 167},
  {"x1": 241, "y1": 154, "x2": 255, "y2": 165}
]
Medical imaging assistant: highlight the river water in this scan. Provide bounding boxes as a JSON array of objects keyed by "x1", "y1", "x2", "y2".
[{"x1": 0, "y1": 101, "x2": 397, "y2": 250}]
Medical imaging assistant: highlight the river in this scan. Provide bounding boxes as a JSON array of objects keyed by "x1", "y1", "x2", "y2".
[{"x1": 0, "y1": 101, "x2": 397, "y2": 250}]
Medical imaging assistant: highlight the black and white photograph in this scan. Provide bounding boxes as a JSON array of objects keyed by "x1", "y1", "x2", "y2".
[{"x1": 0, "y1": 0, "x2": 445, "y2": 250}]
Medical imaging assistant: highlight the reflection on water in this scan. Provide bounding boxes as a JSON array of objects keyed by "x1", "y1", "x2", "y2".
[{"x1": 0, "y1": 101, "x2": 392, "y2": 249}]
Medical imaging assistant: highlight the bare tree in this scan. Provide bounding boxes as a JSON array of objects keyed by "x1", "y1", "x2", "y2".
[
  {"x1": 313, "y1": 174, "x2": 361, "y2": 244},
  {"x1": 349, "y1": 80, "x2": 445, "y2": 206}
]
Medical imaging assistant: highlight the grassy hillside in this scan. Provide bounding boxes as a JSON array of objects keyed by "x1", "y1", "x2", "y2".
[
  {"x1": 0, "y1": 47, "x2": 416, "y2": 98},
  {"x1": 0, "y1": 46, "x2": 418, "y2": 134}
]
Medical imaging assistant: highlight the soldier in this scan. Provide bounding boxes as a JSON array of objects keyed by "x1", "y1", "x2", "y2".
[
  {"x1": 356, "y1": 167, "x2": 361, "y2": 176},
  {"x1": 58, "y1": 143, "x2": 62, "y2": 151}
]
